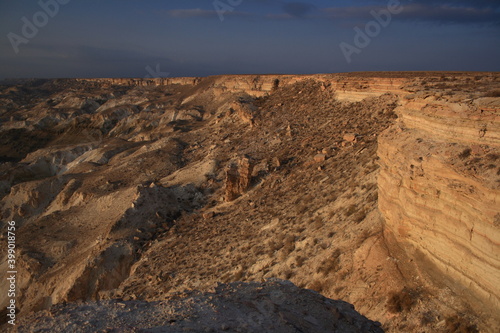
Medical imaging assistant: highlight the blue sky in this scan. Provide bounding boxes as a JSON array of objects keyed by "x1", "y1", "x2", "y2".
[{"x1": 0, "y1": 0, "x2": 499, "y2": 78}]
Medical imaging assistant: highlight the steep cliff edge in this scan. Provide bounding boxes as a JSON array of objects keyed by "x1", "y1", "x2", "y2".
[
  {"x1": 81, "y1": 73, "x2": 408, "y2": 101},
  {"x1": 378, "y1": 94, "x2": 500, "y2": 327}
]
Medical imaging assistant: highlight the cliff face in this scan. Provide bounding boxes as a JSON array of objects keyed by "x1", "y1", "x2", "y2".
[
  {"x1": 81, "y1": 74, "x2": 408, "y2": 101},
  {"x1": 378, "y1": 94, "x2": 500, "y2": 321}
]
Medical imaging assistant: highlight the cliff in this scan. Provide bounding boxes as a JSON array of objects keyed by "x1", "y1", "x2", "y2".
[
  {"x1": 378, "y1": 94, "x2": 500, "y2": 325},
  {"x1": 80, "y1": 73, "x2": 408, "y2": 101}
]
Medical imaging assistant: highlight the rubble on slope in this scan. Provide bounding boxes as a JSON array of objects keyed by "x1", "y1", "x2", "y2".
[{"x1": 13, "y1": 280, "x2": 384, "y2": 333}]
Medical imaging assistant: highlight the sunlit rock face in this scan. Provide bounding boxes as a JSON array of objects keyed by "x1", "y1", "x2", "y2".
[{"x1": 378, "y1": 94, "x2": 500, "y2": 322}]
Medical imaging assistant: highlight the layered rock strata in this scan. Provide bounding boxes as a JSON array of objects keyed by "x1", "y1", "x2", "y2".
[{"x1": 378, "y1": 95, "x2": 500, "y2": 320}]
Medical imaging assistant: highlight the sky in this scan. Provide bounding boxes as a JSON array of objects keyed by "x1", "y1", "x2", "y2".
[{"x1": 0, "y1": 0, "x2": 499, "y2": 78}]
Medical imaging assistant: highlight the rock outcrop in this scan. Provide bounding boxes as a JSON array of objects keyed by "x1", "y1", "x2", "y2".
[
  {"x1": 378, "y1": 95, "x2": 500, "y2": 324},
  {"x1": 13, "y1": 280, "x2": 383, "y2": 333},
  {"x1": 225, "y1": 157, "x2": 254, "y2": 201},
  {"x1": 80, "y1": 74, "x2": 409, "y2": 101}
]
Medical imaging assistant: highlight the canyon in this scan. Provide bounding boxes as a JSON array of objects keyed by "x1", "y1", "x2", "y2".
[{"x1": 0, "y1": 72, "x2": 499, "y2": 332}]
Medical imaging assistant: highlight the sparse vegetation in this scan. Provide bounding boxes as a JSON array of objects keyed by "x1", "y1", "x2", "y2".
[
  {"x1": 459, "y1": 148, "x2": 471, "y2": 160},
  {"x1": 445, "y1": 315, "x2": 479, "y2": 333},
  {"x1": 352, "y1": 210, "x2": 367, "y2": 223},
  {"x1": 344, "y1": 204, "x2": 358, "y2": 217},
  {"x1": 295, "y1": 256, "x2": 305, "y2": 267},
  {"x1": 387, "y1": 288, "x2": 420, "y2": 313},
  {"x1": 316, "y1": 249, "x2": 341, "y2": 275},
  {"x1": 308, "y1": 279, "x2": 325, "y2": 293}
]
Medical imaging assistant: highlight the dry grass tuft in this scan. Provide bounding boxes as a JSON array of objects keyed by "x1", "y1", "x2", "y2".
[
  {"x1": 445, "y1": 315, "x2": 479, "y2": 333},
  {"x1": 308, "y1": 280, "x2": 325, "y2": 293},
  {"x1": 344, "y1": 204, "x2": 357, "y2": 217},
  {"x1": 316, "y1": 249, "x2": 341, "y2": 275},
  {"x1": 387, "y1": 287, "x2": 420, "y2": 313}
]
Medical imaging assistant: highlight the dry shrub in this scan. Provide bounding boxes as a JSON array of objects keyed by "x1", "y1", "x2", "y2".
[
  {"x1": 319, "y1": 241, "x2": 330, "y2": 250},
  {"x1": 486, "y1": 153, "x2": 499, "y2": 161},
  {"x1": 295, "y1": 194, "x2": 314, "y2": 215},
  {"x1": 311, "y1": 216, "x2": 323, "y2": 230},
  {"x1": 459, "y1": 148, "x2": 471, "y2": 160},
  {"x1": 387, "y1": 287, "x2": 420, "y2": 313},
  {"x1": 308, "y1": 280, "x2": 325, "y2": 293},
  {"x1": 420, "y1": 311, "x2": 435, "y2": 326},
  {"x1": 316, "y1": 249, "x2": 341, "y2": 275},
  {"x1": 295, "y1": 256, "x2": 305, "y2": 267},
  {"x1": 344, "y1": 204, "x2": 357, "y2": 217},
  {"x1": 334, "y1": 286, "x2": 344, "y2": 294},
  {"x1": 232, "y1": 269, "x2": 244, "y2": 281},
  {"x1": 281, "y1": 270, "x2": 293, "y2": 280},
  {"x1": 282, "y1": 235, "x2": 295, "y2": 254},
  {"x1": 267, "y1": 239, "x2": 282, "y2": 252},
  {"x1": 360, "y1": 229, "x2": 372, "y2": 242},
  {"x1": 445, "y1": 315, "x2": 479, "y2": 333},
  {"x1": 352, "y1": 210, "x2": 367, "y2": 223},
  {"x1": 366, "y1": 192, "x2": 378, "y2": 203},
  {"x1": 252, "y1": 245, "x2": 265, "y2": 256},
  {"x1": 294, "y1": 202, "x2": 309, "y2": 215},
  {"x1": 361, "y1": 183, "x2": 377, "y2": 191}
]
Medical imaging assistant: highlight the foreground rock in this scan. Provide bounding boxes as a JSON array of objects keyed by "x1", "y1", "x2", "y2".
[{"x1": 14, "y1": 280, "x2": 383, "y2": 333}]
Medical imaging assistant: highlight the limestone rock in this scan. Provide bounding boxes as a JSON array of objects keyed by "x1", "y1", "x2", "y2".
[
  {"x1": 230, "y1": 100, "x2": 258, "y2": 127},
  {"x1": 314, "y1": 153, "x2": 327, "y2": 163},
  {"x1": 225, "y1": 157, "x2": 254, "y2": 201},
  {"x1": 343, "y1": 133, "x2": 358, "y2": 142},
  {"x1": 378, "y1": 96, "x2": 500, "y2": 323}
]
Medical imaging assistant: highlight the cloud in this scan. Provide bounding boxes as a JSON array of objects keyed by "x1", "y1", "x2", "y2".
[
  {"x1": 413, "y1": 0, "x2": 500, "y2": 9},
  {"x1": 266, "y1": 13, "x2": 295, "y2": 20},
  {"x1": 322, "y1": 2, "x2": 500, "y2": 25},
  {"x1": 282, "y1": 2, "x2": 314, "y2": 18},
  {"x1": 166, "y1": 8, "x2": 252, "y2": 19},
  {"x1": 402, "y1": 3, "x2": 500, "y2": 24},
  {"x1": 167, "y1": 8, "x2": 218, "y2": 19}
]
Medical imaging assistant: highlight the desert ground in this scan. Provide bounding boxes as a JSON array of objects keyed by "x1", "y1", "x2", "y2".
[{"x1": 0, "y1": 72, "x2": 499, "y2": 332}]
